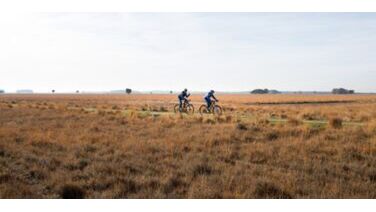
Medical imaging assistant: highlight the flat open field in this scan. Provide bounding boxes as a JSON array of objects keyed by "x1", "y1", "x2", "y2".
[{"x1": 1, "y1": 94, "x2": 376, "y2": 198}]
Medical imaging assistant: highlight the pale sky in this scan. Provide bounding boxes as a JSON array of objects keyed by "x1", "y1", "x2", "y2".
[{"x1": 0, "y1": 13, "x2": 375, "y2": 93}]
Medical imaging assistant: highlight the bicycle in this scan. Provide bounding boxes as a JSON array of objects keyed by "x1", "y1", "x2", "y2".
[
  {"x1": 199, "y1": 100, "x2": 223, "y2": 116},
  {"x1": 174, "y1": 99, "x2": 194, "y2": 114}
]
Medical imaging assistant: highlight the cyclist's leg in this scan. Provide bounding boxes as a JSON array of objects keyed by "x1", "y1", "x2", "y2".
[
  {"x1": 179, "y1": 98, "x2": 183, "y2": 111},
  {"x1": 205, "y1": 98, "x2": 211, "y2": 110}
]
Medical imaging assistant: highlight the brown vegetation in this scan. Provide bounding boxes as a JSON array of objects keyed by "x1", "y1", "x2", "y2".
[{"x1": 1, "y1": 94, "x2": 376, "y2": 198}]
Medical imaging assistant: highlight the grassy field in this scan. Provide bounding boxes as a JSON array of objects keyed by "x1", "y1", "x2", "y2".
[{"x1": 1, "y1": 94, "x2": 376, "y2": 198}]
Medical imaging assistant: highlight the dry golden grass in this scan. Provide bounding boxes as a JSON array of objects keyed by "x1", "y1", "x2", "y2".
[{"x1": 1, "y1": 94, "x2": 376, "y2": 198}]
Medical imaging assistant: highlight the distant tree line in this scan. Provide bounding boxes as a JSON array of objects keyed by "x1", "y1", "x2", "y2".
[
  {"x1": 332, "y1": 88, "x2": 355, "y2": 94},
  {"x1": 251, "y1": 88, "x2": 281, "y2": 94},
  {"x1": 0, "y1": 89, "x2": 4, "y2": 94}
]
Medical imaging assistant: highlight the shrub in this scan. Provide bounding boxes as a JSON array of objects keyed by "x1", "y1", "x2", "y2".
[
  {"x1": 78, "y1": 159, "x2": 89, "y2": 170},
  {"x1": 116, "y1": 179, "x2": 138, "y2": 198},
  {"x1": 266, "y1": 131, "x2": 279, "y2": 141},
  {"x1": 159, "y1": 106, "x2": 168, "y2": 112},
  {"x1": 205, "y1": 118, "x2": 216, "y2": 124},
  {"x1": 60, "y1": 185, "x2": 85, "y2": 199},
  {"x1": 258, "y1": 118, "x2": 270, "y2": 126},
  {"x1": 288, "y1": 117, "x2": 302, "y2": 126},
  {"x1": 225, "y1": 115, "x2": 233, "y2": 123},
  {"x1": 368, "y1": 169, "x2": 376, "y2": 182},
  {"x1": 236, "y1": 123, "x2": 248, "y2": 130},
  {"x1": 215, "y1": 116, "x2": 227, "y2": 123},
  {"x1": 0, "y1": 174, "x2": 11, "y2": 184},
  {"x1": 192, "y1": 163, "x2": 212, "y2": 177},
  {"x1": 97, "y1": 110, "x2": 106, "y2": 116},
  {"x1": 254, "y1": 181, "x2": 292, "y2": 199},
  {"x1": 303, "y1": 125, "x2": 322, "y2": 139},
  {"x1": 141, "y1": 106, "x2": 148, "y2": 111},
  {"x1": 330, "y1": 117, "x2": 343, "y2": 129},
  {"x1": 195, "y1": 116, "x2": 204, "y2": 123},
  {"x1": 300, "y1": 111, "x2": 325, "y2": 121},
  {"x1": 163, "y1": 176, "x2": 185, "y2": 194},
  {"x1": 28, "y1": 169, "x2": 46, "y2": 181},
  {"x1": 120, "y1": 118, "x2": 128, "y2": 125}
]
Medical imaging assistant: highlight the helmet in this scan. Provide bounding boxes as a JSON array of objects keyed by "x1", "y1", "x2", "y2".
[
  {"x1": 210, "y1": 90, "x2": 215, "y2": 93},
  {"x1": 184, "y1": 88, "x2": 188, "y2": 92}
]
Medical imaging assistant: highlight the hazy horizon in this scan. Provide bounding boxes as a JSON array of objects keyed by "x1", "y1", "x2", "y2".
[{"x1": 1, "y1": 13, "x2": 376, "y2": 93}]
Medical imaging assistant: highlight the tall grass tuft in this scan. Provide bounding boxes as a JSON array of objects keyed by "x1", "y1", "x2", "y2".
[
  {"x1": 330, "y1": 117, "x2": 343, "y2": 129},
  {"x1": 60, "y1": 185, "x2": 85, "y2": 199}
]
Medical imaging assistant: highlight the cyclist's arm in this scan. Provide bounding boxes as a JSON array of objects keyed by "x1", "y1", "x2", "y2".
[
  {"x1": 184, "y1": 93, "x2": 190, "y2": 100},
  {"x1": 212, "y1": 95, "x2": 218, "y2": 101}
]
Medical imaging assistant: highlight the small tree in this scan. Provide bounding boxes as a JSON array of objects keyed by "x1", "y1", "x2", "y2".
[
  {"x1": 76, "y1": 90, "x2": 79, "y2": 93},
  {"x1": 332, "y1": 88, "x2": 355, "y2": 94},
  {"x1": 52, "y1": 90, "x2": 55, "y2": 93},
  {"x1": 251, "y1": 88, "x2": 269, "y2": 94},
  {"x1": 0, "y1": 90, "x2": 4, "y2": 94},
  {"x1": 126, "y1": 88, "x2": 132, "y2": 95}
]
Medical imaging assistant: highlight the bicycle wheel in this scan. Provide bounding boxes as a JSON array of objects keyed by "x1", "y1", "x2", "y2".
[
  {"x1": 199, "y1": 105, "x2": 209, "y2": 115},
  {"x1": 174, "y1": 104, "x2": 180, "y2": 113},
  {"x1": 213, "y1": 105, "x2": 223, "y2": 116},
  {"x1": 186, "y1": 104, "x2": 195, "y2": 115}
]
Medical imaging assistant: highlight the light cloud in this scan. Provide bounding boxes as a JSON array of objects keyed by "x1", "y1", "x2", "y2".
[{"x1": 0, "y1": 13, "x2": 375, "y2": 92}]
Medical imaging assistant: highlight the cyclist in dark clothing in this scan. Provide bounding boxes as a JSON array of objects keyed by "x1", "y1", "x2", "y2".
[
  {"x1": 178, "y1": 88, "x2": 190, "y2": 111},
  {"x1": 204, "y1": 90, "x2": 218, "y2": 110}
]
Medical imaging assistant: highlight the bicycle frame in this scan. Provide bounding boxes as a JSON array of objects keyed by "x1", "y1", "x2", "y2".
[
  {"x1": 208, "y1": 101, "x2": 217, "y2": 112},
  {"x1": 181, "y1": 99, "x2": 191, "y2": 110}
]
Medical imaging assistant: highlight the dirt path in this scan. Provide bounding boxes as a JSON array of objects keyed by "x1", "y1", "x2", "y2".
[{"x1": 67, "y1": 106, "x2": 364, "y2": 127}]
